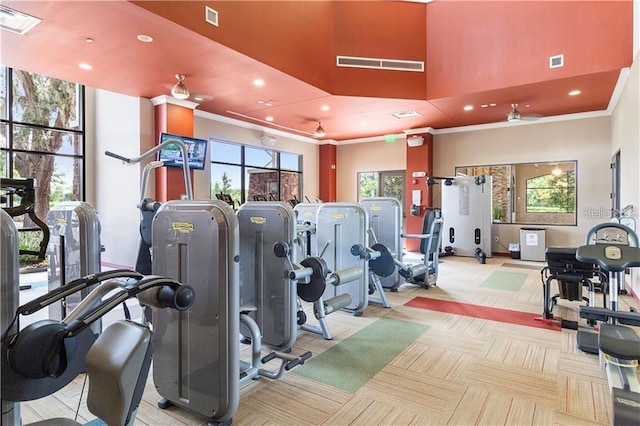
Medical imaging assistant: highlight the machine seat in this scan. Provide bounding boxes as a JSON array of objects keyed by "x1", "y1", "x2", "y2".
[{"x1": 599, "y1": 324, "x2": 640, "y2": 360}]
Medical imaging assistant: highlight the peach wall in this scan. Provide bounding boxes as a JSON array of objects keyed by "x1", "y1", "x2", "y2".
[
  {"x1": 335, "y1": 138, "x2": 406, "y2": 202},
  {"x1": 433, "y1": 116, "x2": 612, "y2": 253}
]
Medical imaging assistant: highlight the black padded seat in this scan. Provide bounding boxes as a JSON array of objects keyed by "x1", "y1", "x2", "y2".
[{"x1": 599, "y1": 324, "x2": 640, "y2": 360}]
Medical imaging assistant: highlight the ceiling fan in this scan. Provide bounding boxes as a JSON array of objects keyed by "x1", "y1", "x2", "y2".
[{"x1": 507, "y1": 103, "x2": 541, "y2": 122}]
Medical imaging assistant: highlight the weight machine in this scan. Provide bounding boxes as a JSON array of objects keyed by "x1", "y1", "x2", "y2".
[{"x1": 1, "y1": 207, "x2": 195, "y2": 426}]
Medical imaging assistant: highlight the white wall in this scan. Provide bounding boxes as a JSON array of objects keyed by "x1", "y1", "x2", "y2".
[{"x1": 92, "y1": 89, "x2": 153, "y2": 268}]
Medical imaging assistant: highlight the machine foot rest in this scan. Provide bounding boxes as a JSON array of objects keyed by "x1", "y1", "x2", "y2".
[
  {"x1": 577, "y1": 330, "x2": 599, "y2": 355},
  {"x1": 158, "y1": 397, "x2": 173, "y2": 409}
]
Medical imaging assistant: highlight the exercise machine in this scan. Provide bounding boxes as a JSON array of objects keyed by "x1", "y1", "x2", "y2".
[
  {"x1": 274, "y1": 241, "x2": 363, "y2": 340},
  {"x1": 315, "y1": 202, "x2": 385, "y2": 315},
  {"x1": 151, "y1": 199, "x2": 309, "y2": 425},
  {"x1": 574, "y1": 223, "x2": 640, "y2": 425},
  {"x1": 293, "y1": 202, "x2": 320, "y2": 259},
  {"x1": 437, "y1": 175, "x2": 492, "y2": 260},
  {"x1": 105, "y1": 140, "x2": 194, "y2": 274},
  {"x1": 237, "y1": 201, "x2": 298, "y2": 351},
  {"x1": 360, "y1": 197, "x2": 403, "y2": 290},
  {"x1": 0, "y1": 178, "x2": 50, "y2": 263},
  {"x1": 46, "y1": 202, "x2": 102, "y2": 334},
  {"x1": 1, "y1": 213, "x2": 195, "y2": 426},
  {"x1": 400, "y1": 207, "x2": 444, "y2": 288},
  {"x1": 540, "y1": 247, "x2": 606, "y2": 329}
]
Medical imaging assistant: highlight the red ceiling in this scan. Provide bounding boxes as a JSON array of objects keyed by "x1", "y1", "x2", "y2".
[{"x1": 1, "y1": 1, "x2": 633, "y2": 141}]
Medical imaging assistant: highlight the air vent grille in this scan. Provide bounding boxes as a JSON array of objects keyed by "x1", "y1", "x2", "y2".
[
  {"x1": 205, "y1": 6, "x2": 219, "y2": 27},
  {"x1": 0, "y1": 6, "x2": 41, "y2": 35},
  {"x1": 337, "y1": 56, "x2": 424, "y2": 72},
  {"x1": 392, "y1": 110, "x2": 422, "y2": 119},
  {"x1": 549, "y1": 54, "x2": 564, "y2": 69}
]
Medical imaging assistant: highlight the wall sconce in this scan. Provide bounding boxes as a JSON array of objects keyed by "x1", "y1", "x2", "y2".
[
  {"x1": 171, "y1": 74, "x2": 190, "y2": 100},
  {"x1": 406, "y1": 135, "x2": 424, "y2": 147}
]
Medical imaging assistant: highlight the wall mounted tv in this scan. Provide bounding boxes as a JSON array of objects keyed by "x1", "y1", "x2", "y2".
[{"x1": 157, "y1": 133, "x2": 208, "y2": 170}]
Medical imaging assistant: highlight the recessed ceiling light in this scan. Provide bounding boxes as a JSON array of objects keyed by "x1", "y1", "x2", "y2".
[
  {"x1": 569, "y1": 90, "x2": 581, "y2": 96},
  {"x1": 194, "y1": 96, "x2": 204, "y2": 101},
  {"x1": 78, "y1": 63, "x2": 92, "y2": 70},
  {"x1": 85, "y1": 37, "x2": 94, "y2": 43},
  {"x1": 480, "y1": 104, "x2": 488, "y2": 108},
  {"x1": 463, "y1": 105, "x2": 473, "y2": 111},
  {"x1": 253, "y1": 78, "x2": 265, "y2": 87},
  {"x1": 136, "y1": 34, "x2": 154, "y2": 43},
  {"x1": 257, "y1": 100, "x2": 264, "y2": 104},
  {"x1": 265, "y1": 116, "x2": 274, "y2": 122},
  {"x1": 264, "y1": 100, "x2": 274, "y2": 106},
  {"x1": 321, "y1": 105, "x2": 330, "y2": 111},
  {"x1": 489, "y1": 103, "x2": 497, "y2": 107}
]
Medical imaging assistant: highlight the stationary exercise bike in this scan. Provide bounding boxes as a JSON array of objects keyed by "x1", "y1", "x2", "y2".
[{"x1": 574, "y1": 223, "x2": 640, "y2": 425}]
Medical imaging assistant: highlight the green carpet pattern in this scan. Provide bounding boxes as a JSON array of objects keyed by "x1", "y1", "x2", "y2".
[
  {"x1": 480, "y1": 270, "x2": 528, "y2": 291},
  {"x1": 294, "y1": 317, "x2": 428, "y2": 393}
]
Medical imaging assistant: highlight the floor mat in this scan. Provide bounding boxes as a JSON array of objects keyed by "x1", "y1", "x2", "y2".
[
  {"x1": 405, "y1": 296, "x2": 560, "y2": 331},
  {"x1": 480, "y1": 270, "x2": 528, "y2": 291},
  {"x1": 294, "y1": 317, "x2": 428, "y2": 393}
]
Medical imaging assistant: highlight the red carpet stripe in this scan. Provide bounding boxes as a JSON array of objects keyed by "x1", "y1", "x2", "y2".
[{"x1": 405, "y1": 296, "x2": 561, "y2": 331}]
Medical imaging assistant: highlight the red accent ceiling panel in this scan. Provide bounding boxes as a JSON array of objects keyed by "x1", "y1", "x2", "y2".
[
  {"x1": 133, "y1": 1, "x2": 335, "y2": 92},
  {"x1": 426, "y1": 0, "x2": 633, "y2": 99}
]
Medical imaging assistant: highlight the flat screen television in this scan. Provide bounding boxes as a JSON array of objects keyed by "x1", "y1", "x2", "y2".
[{"x1": 157, "y1": 133, "x2": 208, "y2": 170}]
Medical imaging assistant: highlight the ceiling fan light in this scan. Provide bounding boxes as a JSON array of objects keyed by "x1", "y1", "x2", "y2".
[
  {"x1": 171, "y1": 74, "x2": 190, "y2": 100},
  {"x1": 314, "y1": 121, "x2": 325, "y2": 137},
  {"x1": 507, "y1": 104, "x2": 522, "y2": 122}
]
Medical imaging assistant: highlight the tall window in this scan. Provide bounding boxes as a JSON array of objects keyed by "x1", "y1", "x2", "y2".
[
  {"x1": 210, "y1": 139, "x2": 302, "y2": 208},
  {"x1": 1, "y1": 66, "x2": 85, "y2": 227}
]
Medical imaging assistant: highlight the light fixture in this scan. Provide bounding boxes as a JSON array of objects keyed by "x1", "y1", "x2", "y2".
[
  {"x1": 407, "y1": 135, "x2": 424, "y2": 147},
  {"x1": 569, "y1": 90, "x2": 581, "y2": 96},
  {"x1": 171, "y1": 74, "x2": 190, "y2": 100},
  {"x1": 507, "y1": 104, "x2": 522, "y2": 122},
  {"x1": 314, "y1": 121, "x2": 325, "y2": 138}
]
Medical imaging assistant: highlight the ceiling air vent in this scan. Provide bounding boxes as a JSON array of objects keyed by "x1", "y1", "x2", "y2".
[
  {"x1": 549, "y1": 54, "x2": 564, "y2": 69},
  {"x1": 205, "y1": 6, "x2": 219, "y2": 27},
  {"x1": 392, "y1": 110, "x2": 422, "y2": 119},
  {"x1": 0, "y1": 6, "x2": 41, "y2": 35},
  {"x1": 337, "y1": 56, "x2": 424, "y2": 72}
]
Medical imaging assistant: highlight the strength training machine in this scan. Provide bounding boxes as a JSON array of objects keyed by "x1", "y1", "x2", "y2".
[{"x1": 1, "y1": 208, "x2": 195, "y2": 426}]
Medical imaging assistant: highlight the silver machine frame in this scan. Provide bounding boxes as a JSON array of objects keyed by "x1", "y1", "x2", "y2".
[
  {"x1": 441, "y1": 175, "x2": 493, "y2": 258},
  {"x1": 360, "y1": 197, "x2": 403, "y2": 290},
  {"x1": 46, "y1": 202, "x2": 102, "y2": 334},
  {"x1": 151, "y1": 200, "x2": 240, "y2": 423},
  {"x1": 1, "y1": 209, "x2": 21, "y2": 425},
  {"x1": 150, "y1": 200, "x2": 309, "y2": 425},
  {"x1": 237, "y1": 201, "x2": 297, "y2": 351},
  {"x1": 315, "y1": 202, "x2": 388, "y2": 314}
]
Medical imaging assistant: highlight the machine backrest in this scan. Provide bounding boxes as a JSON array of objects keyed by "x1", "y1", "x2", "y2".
[
  {"x1": 545, "y1": 247, "x2": 596, "y2": 280},
  {"x1": 86, "y1": 320, "x2": 152, "y2": 426},
  {"x1": 420, "y1": 208, "x2": 442, "y2": 255}
]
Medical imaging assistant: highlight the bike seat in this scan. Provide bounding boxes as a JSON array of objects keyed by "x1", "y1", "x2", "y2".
[{"x1": 599, "y1": 324, "x2": 640, "y2": 360}]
